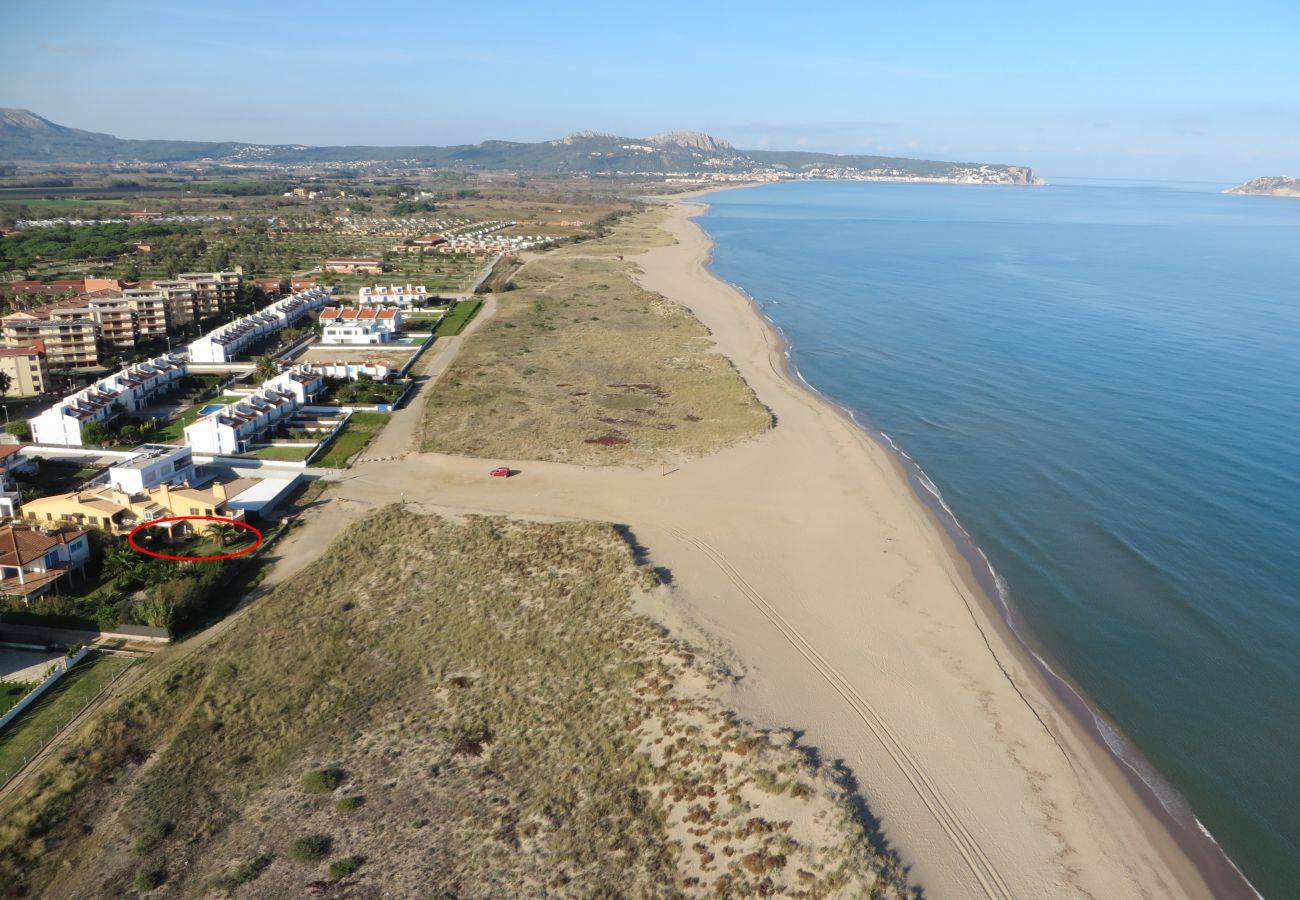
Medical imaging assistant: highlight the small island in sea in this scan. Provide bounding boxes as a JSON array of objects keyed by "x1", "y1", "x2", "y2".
[{"x1": 1225, "y1": 175, "x2": 1300, "y2": 197}]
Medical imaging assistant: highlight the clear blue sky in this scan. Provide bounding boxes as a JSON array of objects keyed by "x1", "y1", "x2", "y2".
[{"x1": 3, "y1": 0, "x2": 1298, "y2": 181}]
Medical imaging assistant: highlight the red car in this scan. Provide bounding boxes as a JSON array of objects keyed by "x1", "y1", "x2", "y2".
[{"x1": 490, "y1": 467, "x2": 511, "y2": 478}]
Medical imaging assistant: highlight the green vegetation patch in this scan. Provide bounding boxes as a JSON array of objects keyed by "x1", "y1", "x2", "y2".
[
  {"x1": 432, "y1": 298, "x2": 482, "y2": 336},
  {"x1": 302, "y1": 767, "x2": 344, "y2": 794},
  {"x1": 250, "y1": 445, "x2": 314, "y2": 462},
  {"x1": 287, "y1": 833, "x2": 332, "y2": 863},
  {"x1": 328, "y1": 855, "x2": 362, "y2": 880},
  {"x1": 0, "y1": 681, "x2": 37, "y2": 716},
  {"x1": 308, "y1": 412, "x2": 388, "y2": 468},
  {"x1": 0, "y1": 655, "x2": 134, "y2": 786},
  {"x1": 208, "y1": 852, "x2": 273, "y2": 891}
]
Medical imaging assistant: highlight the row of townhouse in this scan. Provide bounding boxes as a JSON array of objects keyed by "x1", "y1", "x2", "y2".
[
  {"x1": 29, "y1": 354, "x2": 187, "y2": 446},
  {"x1": 183, "y1": 366, "x2": 324, "y2": 455},
  {"x1": 0, "y1": 272, "x2": 242, "y2": 366},
  {"x1": 187, "y1": 288, "x2": 329, "y2": 364},
  {"x1": 357, "y1": 284, "x2": 428, "y2": 307}
]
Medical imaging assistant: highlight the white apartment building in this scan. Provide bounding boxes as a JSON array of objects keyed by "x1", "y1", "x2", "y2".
[
  {"x1": 106, "y1": 444, "x2": 197, "y2": 494},
  {"x1": 29, "y1": 354, "x2": 186, "y2": 446},
  {"x1": 186, "y1": 288, "x2": 329, "y2": 364},
  {"x1": 182, "y1": 367, "x2": 323, "y2": 455},
  {"x1": 262, "y1": 365, "x2": 325, "y2": 405},
  {"x1": 183, "y1": 388, "x2": 299, "y2": 455}
]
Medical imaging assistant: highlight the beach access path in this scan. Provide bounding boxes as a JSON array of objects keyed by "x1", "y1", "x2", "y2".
[{"x1": 252, "y1": 203, "x2": 1213, "y2": 899}]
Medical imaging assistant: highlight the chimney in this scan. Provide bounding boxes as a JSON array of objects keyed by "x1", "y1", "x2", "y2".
[{"x1": 211, "y1": 481, "x2": 227, "y2": 503}]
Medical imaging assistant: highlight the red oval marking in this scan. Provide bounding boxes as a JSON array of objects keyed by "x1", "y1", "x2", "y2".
[{"x1": 127, "y1": 516, "x2": 263, "y2": 562}]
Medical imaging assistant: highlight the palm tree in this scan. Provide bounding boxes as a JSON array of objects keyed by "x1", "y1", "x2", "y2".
[
  {"x1": 253, "y1": 353, "x2": 279, "y2": 383},
  {"x1": 204, "y1": 521, "x2": 235, "y2": 547},
  {"x1": 103, "y1": 548, "x2": 148, "y2": 589}
]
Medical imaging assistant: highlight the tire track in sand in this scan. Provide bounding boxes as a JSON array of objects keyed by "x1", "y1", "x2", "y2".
[{"x1": 669, "y1": 526, "x2": 1014, "y2": 900}]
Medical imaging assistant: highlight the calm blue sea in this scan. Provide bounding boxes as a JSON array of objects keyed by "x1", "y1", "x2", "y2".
[{"x1": 699, "y1": 180, "x2": 1300, "y2": 899}]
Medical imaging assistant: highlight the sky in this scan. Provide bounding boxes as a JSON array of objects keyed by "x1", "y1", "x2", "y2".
[{"x1": 2, "y1": 0, "x2": 1298, "y2": 181}]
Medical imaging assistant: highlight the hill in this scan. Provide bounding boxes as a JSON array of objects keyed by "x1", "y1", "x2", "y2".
[
  {"x1": 1225, "y1": 175, "x2": 1300, "y2": 197},
  {"x1": 0, "y1": 109, "x2": 1035, "y2": 182}
]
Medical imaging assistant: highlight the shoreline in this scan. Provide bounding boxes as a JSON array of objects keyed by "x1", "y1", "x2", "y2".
[
  {"x1": 277, "y1": 191, "x2": 1249, "y2": 896},
  {"x1": 676, "y1": 189, "x2": 1259, "y2": 898}
]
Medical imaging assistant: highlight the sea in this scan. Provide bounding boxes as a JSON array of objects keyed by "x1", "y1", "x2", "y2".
[{"x1": 697, "y1": 179, "x2": 1300, "y2": 899}]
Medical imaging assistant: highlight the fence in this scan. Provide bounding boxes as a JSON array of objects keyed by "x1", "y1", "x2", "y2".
[
  {"x1": 0, "y1": 645, "x2": 89, "y2": 733},
  {"x1": 0, "y1": 650, "x2": 137, "y2": 790}
]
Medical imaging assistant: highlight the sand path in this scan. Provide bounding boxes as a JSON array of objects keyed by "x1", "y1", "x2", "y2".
[{"x1": 264, "y1": 204, "x2": 1216, "y2": 898}]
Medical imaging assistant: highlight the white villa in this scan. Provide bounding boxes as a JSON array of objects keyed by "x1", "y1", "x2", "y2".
[
  {"x1": 29, "y1": 354, "x2": 187, "y2": 446},
  {"x1": 319, "y1": 307, "x2": 401, "y2": 345},
  {"x1": 186, "y1": 288, "x2": 329, "y2": 364},
  {"x1": 358, "y1": 284, "x2": 427, "y2": 307}
]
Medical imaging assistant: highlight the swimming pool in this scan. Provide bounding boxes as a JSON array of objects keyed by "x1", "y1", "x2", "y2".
[{"x1": 197, "y1": 403, "x2": 226, "y2": 416}]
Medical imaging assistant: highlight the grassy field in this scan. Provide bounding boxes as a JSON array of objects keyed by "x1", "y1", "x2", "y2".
[
  {"x1": 420, "y1": 211, "x2": 771, "y2": 465},
  {"x1": 249, "y1": 445, "x2": 314, "y2": 462},
  {"x1": 151, "y1": 395, "x2": 246, "y2": 443},
  {"x1": 0, "y1": 654, "x2": 135, "y2": 787},
  {"x1": 309, "y1": 412, "x2": 388, "y2": 468},
  {"x1": 432, "y1": 298, "x2": 482, "y2": 336},
  {"x1": 1, "y1": 682, "x2": 37, "y2": 716},
  {"x1": 0, "y1": 509, "x2": 913, "y2": 898},
  {"x1": 15, "y1": 459, "x2": 102, "y2": 496},
  {"x1": 0, "y1": 197, "x2": 129, "y2": 210}
]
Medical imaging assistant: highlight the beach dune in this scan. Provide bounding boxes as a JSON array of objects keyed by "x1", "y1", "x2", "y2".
[{"x1": 282, "y1": 200, "x2": 1219, "y2": 898}]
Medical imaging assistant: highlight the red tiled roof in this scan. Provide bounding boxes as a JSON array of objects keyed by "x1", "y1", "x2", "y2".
[{"x1": 0, "y1": 525, "x2": 89, "y2": 568}]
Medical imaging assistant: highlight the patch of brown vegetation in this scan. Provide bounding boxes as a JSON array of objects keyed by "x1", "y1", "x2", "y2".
[
  {"x1": 420, "y1": 210, "x2": 772, "y2": 465},
  {"x1": 0, "y1": 508, "x2": 913, "y2": 898}
]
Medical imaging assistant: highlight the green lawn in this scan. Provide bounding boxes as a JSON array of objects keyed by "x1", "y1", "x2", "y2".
[
  {"x1": 15, "y1": 460, "x2": 102, "y2": 496},
  {"x1": 0, "y1": 654, "x2": 135, "y2": 785},
  {"x1": 152, "y1": 395, "x2": 246, "y2": 442},
  {"x1": 309, "y1": 412, "x2": 388, "y2": 468},
  {"x1": 1, "y1": 682, "x2": 38, "y2": 716},
  {"x1": 250, "y1": 445, "x2": 313, "y2": 461},
  {"x1": 433, "y1": 299, "x2": 482, "y2": 336}
]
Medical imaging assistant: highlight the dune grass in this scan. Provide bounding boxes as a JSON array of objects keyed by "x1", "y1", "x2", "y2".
[
  {"x1": 0, "y1": 508, "x2": 912, "y2": 898},
  {"x1": 420, "y1": 212, "x2": 771, "y2": 465}
]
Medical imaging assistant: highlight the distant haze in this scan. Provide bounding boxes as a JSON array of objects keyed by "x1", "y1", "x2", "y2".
[{"x1": 1, "y1": 0, "x2": 1297, "y2": 181}]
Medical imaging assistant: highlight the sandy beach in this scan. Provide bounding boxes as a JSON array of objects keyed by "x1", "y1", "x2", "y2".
[{"x1": 275, "y1": 198, "x2": 1219, "y2": 898}]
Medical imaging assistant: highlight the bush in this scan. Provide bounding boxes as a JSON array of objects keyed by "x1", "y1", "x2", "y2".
[
  {"x1": 302, "y1": 767, "x2": 345, "y2": 794},
  {"x1": 334, "y1": 796, "x2": 363, "y2": 811},
  {"x1": 328, "y1": 856, "x2": 362, "y2": 880},
  {"x1": 132, "y1": 866, "x2": 165, "y2": 893},
  {"x1": 209, "y1": 853, "x2": 273, "y2": 890},
  {"x1": 4, "y1": 420, "x2": 30, "y2": 440},
  {"x1": 287, "y1": 833, "x2": 331, "y2": 862},
  {"x1": 132, "y1": 820, "x2": 171, "y2": 856}
]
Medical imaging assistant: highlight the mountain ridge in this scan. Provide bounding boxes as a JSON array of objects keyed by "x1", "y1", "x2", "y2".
[{"x1": 0, "y1": 108, "x2": 1035, "y2": 183}]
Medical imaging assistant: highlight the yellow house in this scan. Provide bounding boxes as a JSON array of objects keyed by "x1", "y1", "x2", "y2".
[{"x1": 21, "y1": 481, "x2": 242, "y2": 534}]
